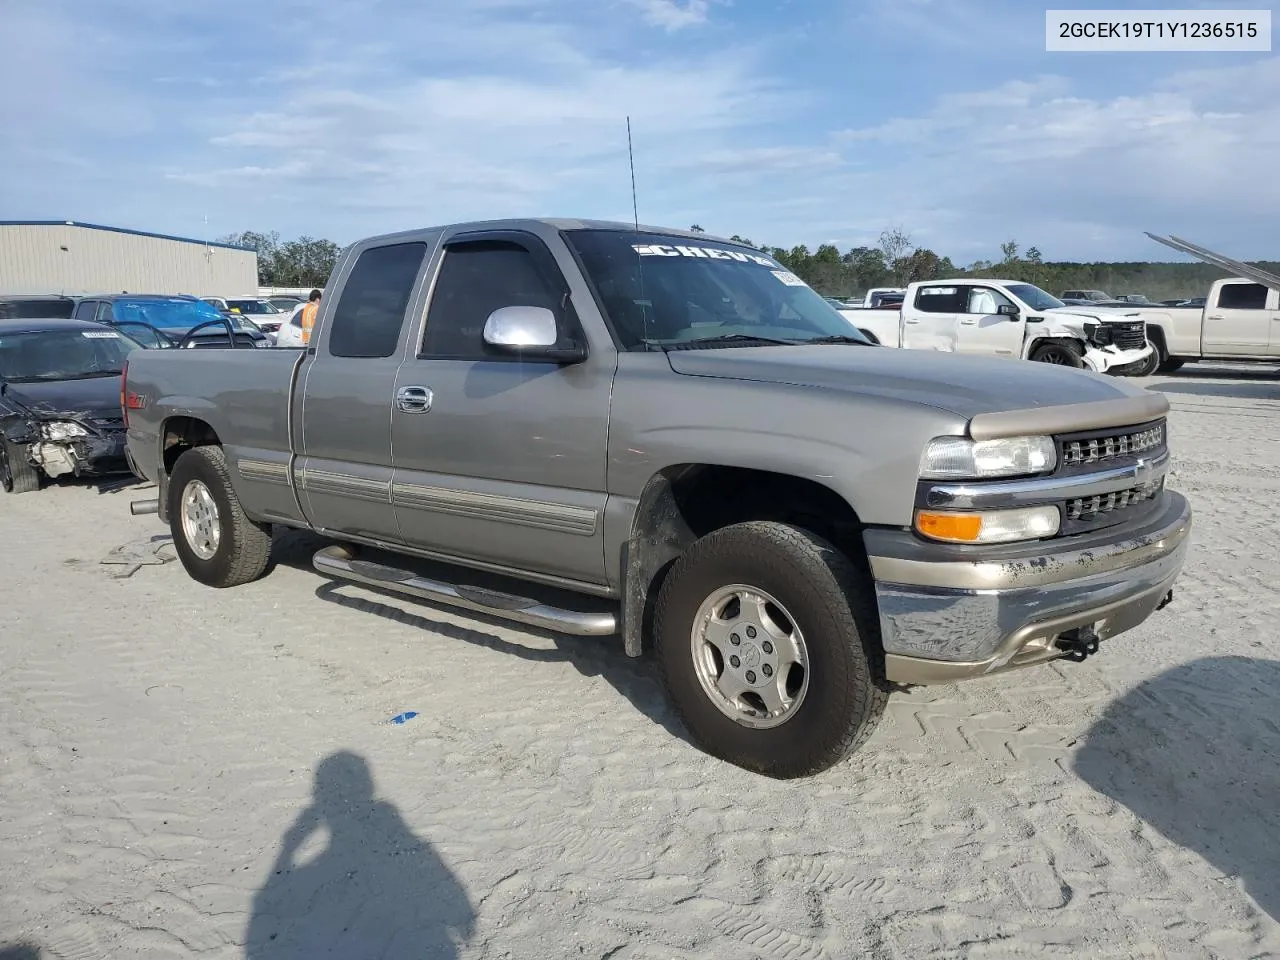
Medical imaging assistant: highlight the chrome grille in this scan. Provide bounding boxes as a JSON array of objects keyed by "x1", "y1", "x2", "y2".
[
  {"x1": 1065, "y1": 478, "x2": 1163, "y2": 524},
  {"x1": 1109, "y1": 321, "x2": 1146, "y2": 350},
  {"x1": 1061, "y1": 420, "x2": 1164, "y2": 468}
]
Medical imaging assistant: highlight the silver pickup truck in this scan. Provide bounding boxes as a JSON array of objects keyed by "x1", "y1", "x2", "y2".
[{"x1": 121, "y1": 219, "x2": 1192, "y2": 778}]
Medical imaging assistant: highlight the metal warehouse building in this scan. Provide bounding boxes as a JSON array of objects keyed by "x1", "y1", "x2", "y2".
[{"x1": 0, "y1": 221, "x2": 258, "y2": 297}]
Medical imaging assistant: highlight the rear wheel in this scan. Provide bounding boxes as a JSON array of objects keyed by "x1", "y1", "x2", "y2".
[
  {"x1": 168, "y1": 445, "x2": 272, "y2": 587},
  {"x1": 1029, "y1": 339, "x2": 1085, "y2": 368},
  {"x1": 1, "y1": 439, "x2": 41, "y2": 494},
  {"x1": 654, "y1": 521, "x2": 888, "y2": 779}
]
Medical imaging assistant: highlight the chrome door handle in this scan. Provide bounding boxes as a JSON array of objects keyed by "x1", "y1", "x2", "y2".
[
  {"x1": 395, "y1": 385, "x2": 433, "y2": 413},
  {"x1": 959, "y1": 319, "x2": 978, "y2": 325}
]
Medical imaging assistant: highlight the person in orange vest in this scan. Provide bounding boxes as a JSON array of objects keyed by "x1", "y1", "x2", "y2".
[{"x1": 300, "y1": 289, "x2": 322, "y2": 345}]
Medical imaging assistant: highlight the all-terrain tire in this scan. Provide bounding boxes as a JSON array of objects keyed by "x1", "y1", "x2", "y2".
[
  {"x1": 654, "y1": 521, "x2": 889, "y2": 779},
  {"x1": 168, "y1": 445, "x2": 272, "y2": 588},
  {"x1": 1, "y1": 438, "x2": 41, "y2": 494},
  {"x1": 1029, "y1": 339, "x2": 1085, "y2": 368}
]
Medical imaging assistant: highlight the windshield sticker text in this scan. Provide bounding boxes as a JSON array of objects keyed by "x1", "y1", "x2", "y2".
[
  {"x1": 632, "y1": 244, "x2": 779, "y2": 268},
  {"x1": 771, "y1": 270, "x2": 806, "y2": 287},
  {"x1": 81, "y1": 331, "x2": 120, "y2": 339}
]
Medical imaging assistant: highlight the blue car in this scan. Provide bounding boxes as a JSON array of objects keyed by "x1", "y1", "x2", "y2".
[{"x1": 69, "y1": 294, "x2": 270, "y2": 349}]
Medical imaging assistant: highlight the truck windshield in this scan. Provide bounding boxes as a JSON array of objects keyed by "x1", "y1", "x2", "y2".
[
  {"x1": 112, "y1": 298, "x2": 226, "y2": 332},
  {"x1": 0, "y1": 328, "x2": 139, "y2": 382},
  {"x1": 1006, "y1": 284, "x2": 1066, "y2": 311},
  {"x1": 564, "y1": 230, "x2": 870, "y2": 349}
]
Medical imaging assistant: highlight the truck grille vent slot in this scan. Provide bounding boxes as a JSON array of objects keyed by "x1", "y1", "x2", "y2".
[
  {"x1": 1061, "y1": 420, "x2": 1165, "y2": 468},
  {"x1": 1065, "y1": 478, "x2": 1163, "y2": 522}
]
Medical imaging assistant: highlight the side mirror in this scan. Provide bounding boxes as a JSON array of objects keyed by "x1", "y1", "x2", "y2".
[
  {"x1": 998, "y1": 303, "x2": 1020, "y2": 320},
  {"x1": 482, "y1": 306, "x2": 587, "y2": 363}
]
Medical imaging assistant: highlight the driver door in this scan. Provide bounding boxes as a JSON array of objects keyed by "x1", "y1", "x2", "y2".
[
  {"x1": 954, "y1": 285, "x2": 1025, "y2": 357},
  {"x1": 388, "y1": 230, "x2": 614, "y2": 587}
]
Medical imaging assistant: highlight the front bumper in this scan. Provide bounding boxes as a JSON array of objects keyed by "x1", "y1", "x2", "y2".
[
  {"x1": 31, "y1": 431, "x2": 130, "y2": 479},
  {"x1": 864, "y1": 490, "x2": 1191, "y2": 685},
  {"x1": 1083, "y1": 342, "x2": 1153, "y2": 373}
]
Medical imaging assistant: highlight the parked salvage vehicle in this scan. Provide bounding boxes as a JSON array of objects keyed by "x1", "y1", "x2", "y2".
[
  {"x1": 1, "y1": 317, "x2": 143, "y2": 492},
  {"x1": 121, "y1": 219, "x2": 1191, "y2": 778},
  {"x1": 70, "y1": 294, "x2": 271, "y2": 349},
  {"x1": 840, "y1": 278, "x2": 1154, "y2": 375}
]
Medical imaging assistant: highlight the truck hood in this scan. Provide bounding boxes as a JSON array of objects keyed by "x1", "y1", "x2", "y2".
[
  {"x1": 0, "y1": 375, "x2": 124, "y2": 421},
  {"x1": 664, "y1": 345, "x2": 1143, "y2": 419},
  {"x1": 1046, "y1": 305, "x2": 1143, "y2": 322}
]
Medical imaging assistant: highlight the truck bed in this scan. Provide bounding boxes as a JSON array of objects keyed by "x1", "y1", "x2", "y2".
[{"x1": 124, "y1": 347, "x2": 302, "y2": 495}]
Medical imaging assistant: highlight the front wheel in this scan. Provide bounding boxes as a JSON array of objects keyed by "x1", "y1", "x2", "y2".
[
  {"x1": 654, "y1": 521, "x2": 888, "y2": 779},
  {"x1": 1029, "y1": 339, "x2": 1085, "y2": 368},
  {"x1": 167, "y1": 445, "x2": 272, "y2": 588},
  {"x1": 1, "y1": 439, "x2": 41, "y2": 494},
  {"x1": 1157, "y1": 357, "x2": 1186, "y2": 374},
  {"x1": 1125, "y1": 347, "x2": 1161, "y2": 377}
]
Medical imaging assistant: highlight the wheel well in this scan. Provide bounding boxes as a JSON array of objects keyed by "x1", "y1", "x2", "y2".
[
  {"x1": 1144, "y1": 323, "x2": 1169, "y2": 360},
  {"x1": 669, "y1": 465, "x2": 865, "y2": 554},
  {"x1": 857, "y1": 328, "x2": 881, "y2": 345},
  {"x1": 619, "y1": 464, "x2": 871, "y2": 658},
  {"x1": 161, "y1": 416, "x2": 221, "y2": 474}
]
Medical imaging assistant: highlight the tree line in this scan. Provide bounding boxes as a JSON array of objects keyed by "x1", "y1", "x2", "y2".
[
  {"x1": 224, "y1": 225, "x2": 1277, "y2": 302},
  {"x1": 217, "y1": 231, "x2": 341, "y2": 287},
  {"x1": 689, "y1": 224, "x2": 1278, "y2": 302}
]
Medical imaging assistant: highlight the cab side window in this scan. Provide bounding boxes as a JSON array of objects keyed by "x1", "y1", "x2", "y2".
[
  {"x1": 420, "y1": 238, "x2": 566, "y2": 361},
  {"x1": 327, "y1": 242, "x2": 427, "y2": 358},
  {"x1": 965, "y1": 287, "x2": 1015, "y2": 314},
  {"x1": 1216, "y1": 283, "x2": 1268, "y2": 310},
  {"x1": 914, "y1": 286, "x2": 966, "y2": 312}
]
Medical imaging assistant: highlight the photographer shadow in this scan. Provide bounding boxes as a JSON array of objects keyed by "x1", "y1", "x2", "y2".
[
  {"x1": 1073, "y1": 655, "x2": 1280, "y2": 921},
  {"x1": 245, "y1": 751, "x2": 475, "y2": 959}
]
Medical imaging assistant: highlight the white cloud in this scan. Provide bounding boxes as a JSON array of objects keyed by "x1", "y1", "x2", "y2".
[
  {"x1": 816, "y1": 59, "x2": 1280, "y2": 261},
  {"x1": 631, "y1": 0, "x2": 711, "y2": 31}
]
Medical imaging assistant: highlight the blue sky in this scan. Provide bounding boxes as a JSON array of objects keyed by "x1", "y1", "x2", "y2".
[{"x1": 2, "y1": 0, "x2": 1276, "y2": 264}]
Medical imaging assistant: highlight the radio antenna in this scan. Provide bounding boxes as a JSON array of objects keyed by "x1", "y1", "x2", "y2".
[
  {"x1": 627, "y1": 116, "x2": 640, "y2": 231},
  {"x1": 626, "y1": 115, "x2": 653, "y2": 350}
]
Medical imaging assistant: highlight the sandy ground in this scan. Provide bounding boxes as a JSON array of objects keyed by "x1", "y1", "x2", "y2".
[{"x1": 1, "y1": 363, "x2": 1278, "y2": 960}]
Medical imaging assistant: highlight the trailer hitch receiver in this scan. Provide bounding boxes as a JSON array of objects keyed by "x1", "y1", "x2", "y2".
[{"x1": 1055, "y1": 625, "x2": 1101, "y2": 663}]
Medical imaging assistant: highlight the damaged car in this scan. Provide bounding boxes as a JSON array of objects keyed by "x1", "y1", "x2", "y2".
[{"x1": 0, "y1": 317, "x2": 143, "y2": 493}]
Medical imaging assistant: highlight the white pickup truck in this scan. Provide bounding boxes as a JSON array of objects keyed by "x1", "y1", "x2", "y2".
[
  {"x1": 839, "y1": 278, "x2": 1154, "y2": 374},
  {"x1": 1116, "y1": 278, "x2": 1280, "y2": 374}
]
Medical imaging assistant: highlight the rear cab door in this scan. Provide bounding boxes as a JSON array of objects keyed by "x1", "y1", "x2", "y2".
[
  {"x1": 1203, "y1": 280, "x2": 1272, "y2": 355},
  {"x1": 294, "y1": 236, "x2": 436, "y2": 546},
  {"x1": 387, "y1": 225, "x2": 616, "y2": 588},
  {"x1": 902, "y1": 283, "x2": 964, "y2": 351},
  {"x1": 953, "y1": 284, "x2": 1024, "y2": 357}
]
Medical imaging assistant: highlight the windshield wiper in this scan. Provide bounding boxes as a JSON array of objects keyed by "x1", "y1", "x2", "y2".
[
  {"x1": 676, "y1": 334, "x2": 796, "y2": 347},
  {"x1": 798, "y1": 335, "x2": 871, "y2": 346}
]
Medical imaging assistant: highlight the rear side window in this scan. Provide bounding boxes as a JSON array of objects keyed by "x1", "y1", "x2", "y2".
[
  {"x1": 328, "y1": 242, "x2": 427, "y2": 358},
  {"x1": 1216, "y1": 283, "x2": 1268, "y2": 311},
  {"x1": 914, "y1": 286, "x2": 966, "y2": 313},
  {"x1": 421, "y1": 239, "x2": 562, "y2": 360}
]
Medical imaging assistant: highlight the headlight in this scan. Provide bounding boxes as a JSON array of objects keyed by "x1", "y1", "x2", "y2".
[
  {"x1": 253, "y1": 337, "x2": 270, "y2": 348},
  {"x1": 42, "y1": 421, "x2": 89, "y2": 441},
  {"x1": 1083, "y1": 321, "x2": 1112, "y2": 346},
  {"x1": 920, "y1": 435, "x2": 1056, "y2": 480},
  {"x1": 915, "y1": 505, "x2": 1061, "y2": 544}
]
